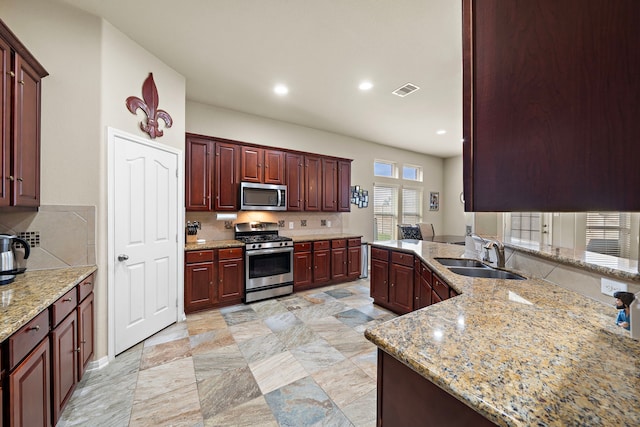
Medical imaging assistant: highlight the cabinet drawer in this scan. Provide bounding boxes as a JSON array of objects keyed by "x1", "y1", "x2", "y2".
[
  {"x1": 313, "y1": 240, "x2": 330, "y2": 251},
  {"x1": 186, "y1": 250, "x2": 214, "y2": 263},
  {"x1": 347, "y1": 238, "x2": 361, "y2": 247},
  {"x1": 432, "y1": 275, "x2": 449, "y2": 301},
  {"x1": 52, "y1": 288, "x2": 78, "y2": 328},
  {"x1": 391, "y1": 251, "x2": 413, "y2": 267},
  {"x1": 371, "y1": 247, "x2": 389, "y2": 261},
  {"x1": 331, "y1": 239, "x2": 346, "y2": 249},
  {"x1": 8, "y1": 309, "x2": 50, "y2": 370},
  {"x1": 77, "y1": 273, "x2": 95, "y2": 302},
  {"x1": 294, "y1": 242, "x2": 311, "y2": 252},
  {"x1": 218, "y1": 247, "x2": 243, "y2": 260}
]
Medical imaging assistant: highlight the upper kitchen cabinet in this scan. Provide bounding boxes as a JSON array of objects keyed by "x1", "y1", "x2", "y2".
[
  {"x1": 321, "y1": 158, "x2": 337, "y2": 211},
  {"x1": 185, "y1": 136, "x2": 213, "y2": 211},
  {"x1": 304, "y1": 155, "x2": 322, "y2": 211},
  {"x1": 0, "y1": 19, "x2": 48, "y2": 209},
  {"x1": 462, "y1": 0, "x2": 640, "y2": 211},
  {"x1": 214, "y1": 141, "x2": 240, "y2": 211},
  {"x1": 285, "y1": 152, "x2": 304, "y2": 211},
  {"x1": 240, "y1": 146, "x2": 285, "y2": 185},
  {"x1": 337, "y1": 160, "x2": 351, "y2": 212}
]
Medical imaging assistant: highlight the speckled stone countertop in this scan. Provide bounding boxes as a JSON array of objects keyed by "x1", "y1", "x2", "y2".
[
  {"x1": 288, "y1": 233, "x2": 363, "y2": 243},
  {"x1": 365, "y1": 240, "x2": 640, "y2": 426},
  {"x1": 0, "y1": 266, "x2": 97, "y2": 343},
  {"x1": 184, "y1": 239, "x2": 244, "y2": 251}
]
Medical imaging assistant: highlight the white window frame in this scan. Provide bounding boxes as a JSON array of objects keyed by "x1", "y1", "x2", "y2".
[
  {"x1": 401, "y1": 164, "x2": 423, "y2": 182},
  {"x1": 373, "y1": 160, "x2": 398, "y2": 179}
]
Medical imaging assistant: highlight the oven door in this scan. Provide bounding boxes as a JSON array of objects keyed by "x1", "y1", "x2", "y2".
[{"x1": 245, "y1": 246, "x2": 293, "y2": 290}]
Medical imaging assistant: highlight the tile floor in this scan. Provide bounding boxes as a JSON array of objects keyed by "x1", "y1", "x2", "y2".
[{"x1": 58, "y1": 278, "x2": 396, "y2": 426}]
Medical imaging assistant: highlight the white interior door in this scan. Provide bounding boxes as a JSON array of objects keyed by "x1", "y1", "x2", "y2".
[{"x1": 109, "y1": 128, "x2": 181, "y2": 356}]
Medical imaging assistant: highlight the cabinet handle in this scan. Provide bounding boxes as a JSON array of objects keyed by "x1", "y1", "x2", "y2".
[
  {"x1": 81, "y1": 340, "x2": 87, "y2": 344},
  {"x1": 18, "y1": 80, "x2": 24, "y2": 85},
  {"x1": 28, "y1": 325, "x2": 40, "y2": 332},
  {"x1": 7, "y1": 175, "x2": 14, "y2": 181},
  {"x1": 63, "y1": 297, "x2": 72, "y2": 302},
  {"x1": 75, "y1": 347, "x2": 81, "y2": 353},
  {"x1": 16, "y1": 177, "x2": 23, "y2": 182},
  {"x1": 209, "y1": 281, "x2": 213, "y2": 285},
  {"x1": 8, "y1": 71, "x2": 15, "y2": 77}
]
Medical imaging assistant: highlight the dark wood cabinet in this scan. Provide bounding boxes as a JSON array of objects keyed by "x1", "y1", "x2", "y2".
[
  {"x1": 77, "y1": 292, "x2": 94, "y2": 379},
  {"x1": 304, "y1": 155, "x2": 322, "y2": 211},
  {"x1": 414, "y1": 261, "x2": 433, "y2": 310},
  {"x1": 330, "y1": 239, "x2": 347, "y2": 281},
  {"x1": 185, "y1": 136, "x2": 213, "y2": 211},
  {"x1": 0, "y1": 19, "x2": 48, "y2": 209},
  {"x1": 432, "y1": 274, "x2": 450, "y2": 302},
  {"x1": 321, "y1": 158, "x2": 337, "y2": 211},
  {"x1": 463, "y1": 0, "x2": 640, "y2": 211},
  {"x1": 240, "y1": 146, "x2": 285, "y2": 184},
  {"x1": 218, "y1": 248, "x2": 244, "y2": 304},
  {"x1": 389, "y1": 252, "x2": 414, "y2": 315},
  {"x1": 9, "y1": 337, "x2": 51, "y2": 427},
  {"x1": 51, "y1": 309, "x2": 77, "y2": 423},
  {"x1": 312, "y1": 240, "x2": 331, "y2": 284},
  {"x1": 370, "y1": 248, "x2": 389, "y2": 304},
  {"x1": 214, "y1": 142, "x2": 240, "y2": 211},
  {"x1": 293, "y1": 242, "x2": 313, "y2": 289},
  {"x1": 337, "y1": 160, "x2": 351, "y2": 212},
  {"x1": 184, "y1": 250, "x2": 216, "y2": 313},
  {"x1": 347, "y1": 238, "x2": 361, "y2": 280},
  {"x1": 285, "y1": 153, "x2": 304, "y2": 211}
]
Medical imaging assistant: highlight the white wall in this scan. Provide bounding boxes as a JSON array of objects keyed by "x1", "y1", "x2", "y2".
[
  {"x1": 187, "y1": 102, "x2": 447, "y2": 243},
  {"x1": 443, "y1": 155, "x2": 466, "y2": 235}
]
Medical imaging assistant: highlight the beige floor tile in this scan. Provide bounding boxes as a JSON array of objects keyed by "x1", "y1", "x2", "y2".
[
  {"x1": 129, "y1": 382, "x2": 202, "y2": 427},
  {"x1": 139, "y1": 337, "x2": 192, "y2": 370},
  {"x1": 134, "y1": 357, "x2": 196, "y2": 403},
  {"x1": 311, "y1": 358, "x2": 376, "y2": 408},
  {"x1": 229, "y1": 319, "x2": 273, "y2": 343},
  {"x1": 204, "y1": 396, "x2": 278, "y2": 427},
  {"x1": 249, "y1": 350, "x2": 308, "y2": 394}
]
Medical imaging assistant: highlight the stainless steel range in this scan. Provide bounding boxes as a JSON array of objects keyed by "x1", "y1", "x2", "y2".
[{"x1": 235, "y1": 222, "x2": 293, "y2": 303}]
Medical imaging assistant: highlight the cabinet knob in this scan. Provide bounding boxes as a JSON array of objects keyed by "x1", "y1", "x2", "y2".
[
  {"x1": 7, "y1": 175, "x2": 14, "y2": 181},
  {"x1": 81, "y1": 340, "x2": 87, "y2": 344},
  {"x1": 210, "y1": 282, "x2": 213, "y2": 285},
  {"x1": 8, "y1": 71, "x2": 15, "y2": 77},
  {"x1": 18, "y1": 80, "x2": 25, "y2": 85},
  {"x1": 63, "y1": 297, "x2": 72, "y2": 302},
  {"x1": 75, "y1": 347, "x2": 81, "y2": 353},
  {"x1": 28, "y1": 325, "x2": 40, "y2": 332},
  {"x1": 16, "y1": 177, "x2": 23, "y2": 182}
]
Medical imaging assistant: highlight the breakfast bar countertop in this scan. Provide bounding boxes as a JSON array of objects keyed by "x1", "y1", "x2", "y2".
[
  {"x1": 365, "y1": 240, "x2": 640, "y2": 427},
  {"x1": 0, "y1": 265, "x2": 98, "y2": 342}
]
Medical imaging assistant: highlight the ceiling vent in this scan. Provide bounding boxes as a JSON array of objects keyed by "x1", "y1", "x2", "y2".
[{"x1": 392, "y1": 83, "x2": 420, "y2": 97}]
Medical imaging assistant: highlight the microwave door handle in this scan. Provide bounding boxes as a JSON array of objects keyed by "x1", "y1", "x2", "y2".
[{"x1": 277, "y1": 189, "x2": 282, "y2": 207}]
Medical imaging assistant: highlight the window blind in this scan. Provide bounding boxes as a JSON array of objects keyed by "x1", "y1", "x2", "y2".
[
  {"x1": 401, "y1": 187, "x2": 422, "y2": 224},
  {"x1": 585, "y1": 212, "x2": 630, "y2": 257},
  {"x1": 373, "y1": 184, "x2": 398, "y2": 240}
]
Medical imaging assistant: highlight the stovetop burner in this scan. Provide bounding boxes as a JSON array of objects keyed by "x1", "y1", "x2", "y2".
[
  {"x1": 234, "y1": 221, "x2": 293, "y2": 250},
  {"x1": 236, "y1": 234, "x2": 292, "y2": 244}
]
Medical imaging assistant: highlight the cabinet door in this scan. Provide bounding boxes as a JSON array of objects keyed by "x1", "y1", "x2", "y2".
[
  {"x1": 337, "y1": 160, "x2": 351, "y2": 212},
  {"x1": 432, "y1": 275, "x2": 450, "y2": 302},
  {"x1": 370, "y1": 259, "x2": 389, "y2": 304},
  {"x1": 463, "y1": 0, "x2": 640, "y2": 211},
  {"x1": 321, "y1": 158, "x2": 337, "y2": 211},
  {"x1": 185, "y1": 137, "x2": 213, "y2": 211},
  {"x1": 12, "y1": 55, "x2": 41, "y2": 207},
  {"x1": 285, "y1": 153, "x2": 304, "y2": 211},
  {"x1": 389, "y1": 263, "x2": 414, "y2": 314},
  {"x1": 293, "y1": 251, "x2": 312, "y2": 289},
  {"x1": 77, "y1": 293, "x2": 94, "y2": 379},
  {"x1": 331, "y1": 247, "x2": 347, "y2": 281},
  {"x1": 185, "y1": 261, "x2": 216, "y2": 313},
  {"x1": 0, "y1": 37, "x2": 9, "y2": 207},
  {"x1": 218, "y1": 257, "x2": 244, "y2": 303},
  {"x1": 313, "y1": 249, "x2": 330, "y2": 284},
  {"x1": 215, "y1": 142, "x2": 239, "y2": 210},
  {"x1": 263, "y1": 149, "x2": 285, "y2": 184},
  {"x1": 10, "y1": 336, "x2": 51, "y2": 427},
  {"x1": 240, "y1": 146, "x2": 262, "y2": 183},
  {"x1": 417, "y1": 263, "x2": 432, "y2": 310},
  {"x1": 347, "y1": 245, "x2": 361, "y2": 279},
  {"x1": 51, "y1": 312, "x2": 78, "y2": 424},
  {"x1": 304, "y1": 155, "x2": 322, "y2": 211}
]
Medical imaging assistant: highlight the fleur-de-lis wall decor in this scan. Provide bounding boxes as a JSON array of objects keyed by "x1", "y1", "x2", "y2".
[{"x1": 126, "y1": 73, "x2": 173, "y2": 139}]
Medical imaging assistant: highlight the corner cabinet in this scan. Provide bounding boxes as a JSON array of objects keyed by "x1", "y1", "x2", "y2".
[
  {"x1": 463, "y1": 0, "x2": 640, "y2": 211},
  {"x1": 0, "y1": 19, "x2": 48, "y2": 209}
]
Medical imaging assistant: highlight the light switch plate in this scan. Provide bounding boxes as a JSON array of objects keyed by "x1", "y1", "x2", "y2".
[
  {"x1": 289, "y1": 222, "x2": 294, "y2": 229},
  {"x1": 601, "y1": 278, "x2": 627, "y2": 296}
]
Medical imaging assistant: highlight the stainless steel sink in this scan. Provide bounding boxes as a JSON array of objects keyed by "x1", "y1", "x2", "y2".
[
  {"x1": 448, "y1": 267, "x2": 526, "y2": 280},
  {"x1": 434, "y1": 258, "x2": 490, "y2": 268}
]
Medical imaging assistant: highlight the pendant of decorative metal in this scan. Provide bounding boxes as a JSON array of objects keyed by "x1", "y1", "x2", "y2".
[{"x1": 126, "y1": 72, "x2": 173, "y2": 139}]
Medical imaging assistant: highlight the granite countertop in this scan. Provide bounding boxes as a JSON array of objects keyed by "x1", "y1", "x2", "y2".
[
  {"x1": 288, "y1": 233, "x2": 363, "y2": 243},
  {"x1": 185, "y1": 239, "x2": 245, "y2": 251},
  {"x1": 365, "y1": 240, "x2": 640, "y2": 426},
  {"x1": 0, "y1": 266, "x2": 98, "y2": 343}
]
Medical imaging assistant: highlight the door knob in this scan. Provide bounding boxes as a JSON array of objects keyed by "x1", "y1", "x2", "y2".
[{"x1": 118, "y1": 254, "x2": 129, "y2": 261}]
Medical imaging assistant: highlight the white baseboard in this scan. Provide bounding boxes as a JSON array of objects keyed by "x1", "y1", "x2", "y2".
[{"x1": 86, "y1": 356, "x2": 109, "y2": 371}]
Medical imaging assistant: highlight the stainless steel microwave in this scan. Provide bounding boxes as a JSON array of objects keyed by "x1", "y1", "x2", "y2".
[{"x1": 240, "y1": 182, "x2": 287, "y2": 211}]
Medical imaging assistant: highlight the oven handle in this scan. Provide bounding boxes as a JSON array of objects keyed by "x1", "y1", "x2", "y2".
[{"x1": 246, "y1": 246, "x2": 293, "y2": 257}]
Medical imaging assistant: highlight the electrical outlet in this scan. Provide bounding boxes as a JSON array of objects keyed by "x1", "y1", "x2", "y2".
[
  {"x1": 465, "y1": 225, "x2": 472, "y2": 236},
  {"x1": 327, "y1": 220, "x2": 331, "y2": 228},
  {"x1": 601, "y1": 278, "x2": 628, "y2": 296},
  {"x1": 289, "y1": 222, "x2": 294, "y2": 229}
]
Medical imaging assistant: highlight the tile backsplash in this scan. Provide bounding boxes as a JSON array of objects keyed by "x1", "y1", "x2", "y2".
[
  {"x1": 185, "y1": 211, "x2": 343, "y2": 241},
  {"x1": 0, "y1": 205, "x2": 96, "y2": 270}
]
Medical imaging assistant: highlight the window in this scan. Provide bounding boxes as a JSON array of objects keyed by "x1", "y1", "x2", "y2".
[
  {"x1": 374, "y1": 160, "x2": 396, "y2": 178},
  {"x1": 402, "y1": 165, "x2": 422, "y2": 182},
  {"x1": 585, "y1": 212, "x2": 631, "y2": 257},
  {"x1": 373, "y1": 184, "x2": 398, "y2": 240},
  {"x1": 510, "y1": 212, "x2": 541, "y2": 242},
  {"x1": 401, "y1": 187, "x2": 422, "y2": 224}
]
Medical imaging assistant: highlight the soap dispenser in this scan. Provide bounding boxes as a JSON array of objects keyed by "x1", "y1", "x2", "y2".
[{"x1": 630, "y1": 292, "x2": 640, "y2": 340}]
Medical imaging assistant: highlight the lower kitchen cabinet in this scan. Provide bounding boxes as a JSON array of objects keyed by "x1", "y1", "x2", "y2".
[
  {"x1": 77, "y1": 293, "x2": 94, "y2": 378},
  {"x1": 330, "y1": 239, "x2": 347, "y2": 281},
  {"x1": 388, "y1": 252, "x2": 414, "y2": 314},
  {"x1": 347, "y1": 238, "x2": 361, "y2": 280},
  {"x1": 184, "y1": 247, "x2": 244, "y2": 313},
  {"x1": 312, "y1": 241, "x2": 331, "y2": 284},
  {"x1": 293, "y1": 243, "x2": 313, "y2": 290},
  {"x1": 414, "y1": 260, "x2": 433, "y2": 310},
  {"x1": 9, "y1": 337, "x2": 51, "y2": 427},
  {"x1": 370, "y1": 248, "x2": 389, "y2": 304},
  {"x1": 217, "y1": 248, "x2": 244, "y2": 304},
  {"x1": 51, "y1": 309, "x2": 77, "y2": 423}
]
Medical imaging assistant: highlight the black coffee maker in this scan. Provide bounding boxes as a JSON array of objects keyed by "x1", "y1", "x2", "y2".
[{"x1": 0, "y1": 234, "x2": 30, "y2": 285}]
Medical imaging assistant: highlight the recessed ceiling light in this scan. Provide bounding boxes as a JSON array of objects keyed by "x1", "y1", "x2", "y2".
[
  {"x1": 274, "y1": 84, "x2": 289, "y2": 96},
  {"x1": 436, "y1": 129, "x2": 447, "y2": 135},
  {"x1": 359, "y1": 81, "x2": 373, "y2": 91}
]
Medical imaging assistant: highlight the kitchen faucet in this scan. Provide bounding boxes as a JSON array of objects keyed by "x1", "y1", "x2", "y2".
[{"x1": 471, "y1": 234, "x2": 505, "y2": 268}]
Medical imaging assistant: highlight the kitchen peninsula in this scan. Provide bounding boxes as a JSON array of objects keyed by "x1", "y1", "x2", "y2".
[{"x1": 365, "y1": 240, "x2": 640, "y2": 426}]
